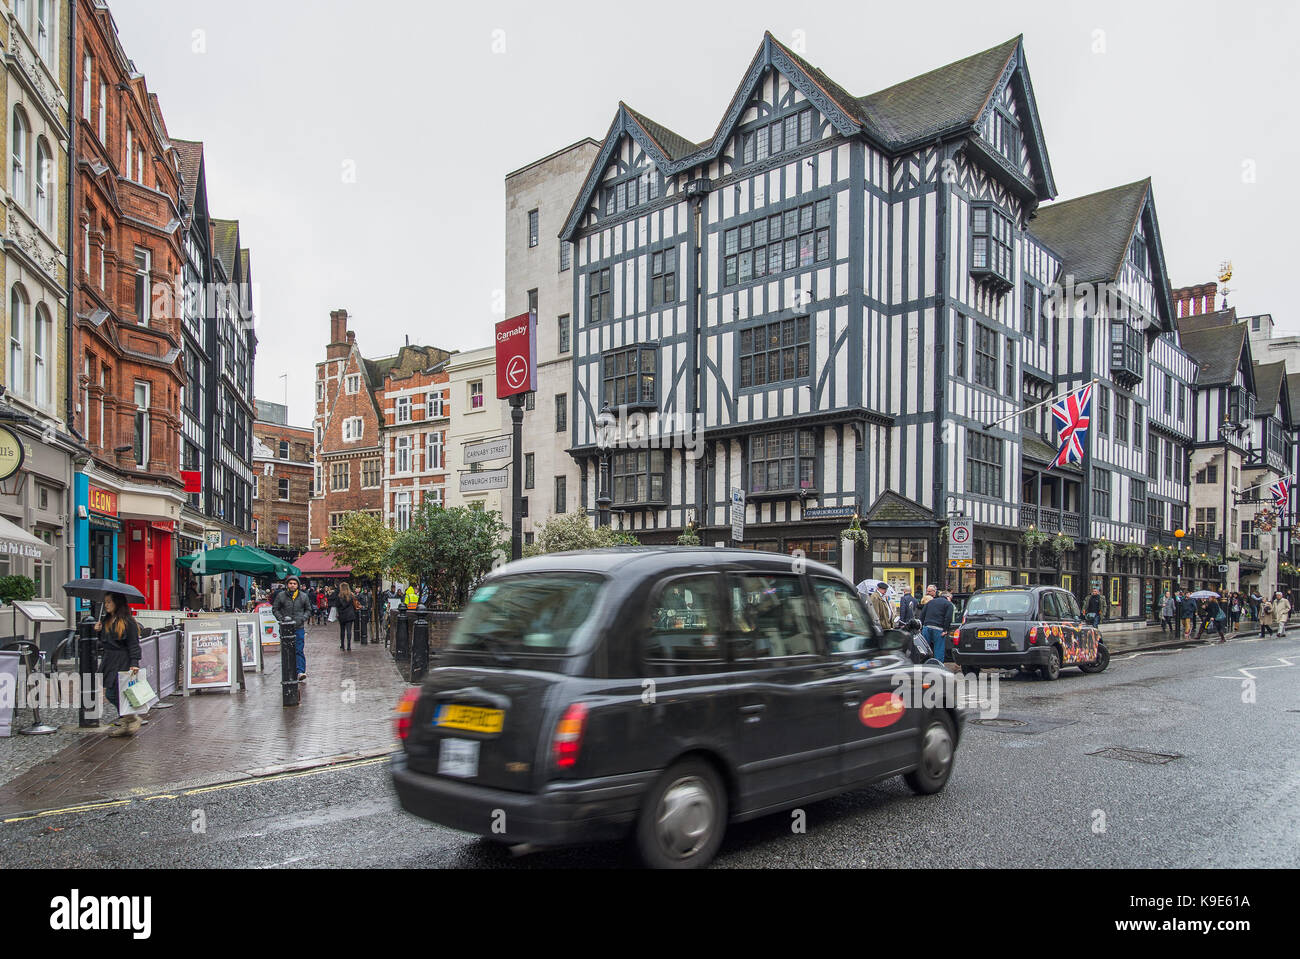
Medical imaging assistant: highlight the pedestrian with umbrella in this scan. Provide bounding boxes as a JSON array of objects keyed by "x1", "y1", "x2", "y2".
[{"x1": 96, "y1": 593, "x2": 146, "y2": 736}]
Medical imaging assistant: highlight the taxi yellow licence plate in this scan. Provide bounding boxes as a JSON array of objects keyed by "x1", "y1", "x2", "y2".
[
  {"x1": 976, "y1": 629, "x2": 1008, "y2": 639},
  {"x1": 434, "y1": 704, "x2": 505, "y2": 734}
]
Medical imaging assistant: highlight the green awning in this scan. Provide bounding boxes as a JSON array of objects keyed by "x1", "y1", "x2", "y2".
[{"x1": 177, "y1": 543, "x2": 301, "y2": 580}]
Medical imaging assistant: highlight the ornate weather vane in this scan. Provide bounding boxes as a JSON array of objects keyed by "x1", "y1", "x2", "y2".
[{"x1": 1218, "y1": 260, "x2": 1233, "y2": 310}]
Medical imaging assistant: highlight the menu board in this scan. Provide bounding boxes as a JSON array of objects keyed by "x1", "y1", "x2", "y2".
[
  {"x1": 184, "y1": 626, "x2": 235, "y2": 690},
  {"x1": 237, "y1": 620, "x2": 259, "y2": 669}
]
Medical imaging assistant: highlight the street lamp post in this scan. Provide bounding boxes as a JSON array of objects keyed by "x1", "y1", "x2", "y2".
[
  {"x1": 1174, "y1": 527, "x2": 1185, "y2": 586},
  {"x1": 595, "y1": 403, "x2": 614, "y2": 528}
]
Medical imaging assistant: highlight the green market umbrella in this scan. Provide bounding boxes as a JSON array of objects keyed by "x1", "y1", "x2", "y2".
[{"x1": 178, "y1": 544, "x2": 301, "y2": 580}]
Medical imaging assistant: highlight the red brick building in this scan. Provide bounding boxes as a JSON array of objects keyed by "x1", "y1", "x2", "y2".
[
  {"x1": 252, "y1": 401, "x2": 312, "y2": 555},
  {"x1": 73, "y1": 0, "x2": 187, "y2": 608},
  {"x1": 309, "y1": 310, "x2": 452, "y2": 545},
  {"x1": 380, "y1": 354, "x2": 450, "y2": 531}
]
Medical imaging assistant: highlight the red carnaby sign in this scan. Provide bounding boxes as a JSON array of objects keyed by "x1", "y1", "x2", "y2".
[
  {"x1": 181, "y1": 470, "x2": 202, "y2": 494},
  {"x1": 495, "y1": 311, "x2": 537, "y2": 399}
]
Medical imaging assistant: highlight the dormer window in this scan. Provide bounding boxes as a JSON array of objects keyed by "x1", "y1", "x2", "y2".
[{"x1": 970, "y1": 202, "x2": 1014, "y2": 290}]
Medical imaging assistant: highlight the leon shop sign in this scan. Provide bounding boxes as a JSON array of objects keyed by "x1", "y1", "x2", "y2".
[{"x1": 496, "y1": 312, "x2": 537, "y2": 400}]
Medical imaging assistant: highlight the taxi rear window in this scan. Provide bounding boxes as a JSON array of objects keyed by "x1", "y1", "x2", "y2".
[
  {"x1": 965, "y1": 590, "x2": 1033, "y2": 617},
  {"x1": 449, "y1": 573, "x2": 604, "y2": 654}
]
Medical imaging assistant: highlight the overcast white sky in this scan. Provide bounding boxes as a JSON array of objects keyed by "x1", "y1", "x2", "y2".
[{"x1": 108, "y1": 0, "x2": 1298, "y2": 426}]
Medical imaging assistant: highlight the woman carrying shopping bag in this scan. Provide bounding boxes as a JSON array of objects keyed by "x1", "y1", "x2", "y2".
[
  {"x1": 95, "y1": 593, "x2": 145, "y2": 737},
  {"x1": 334, "y1": 581, "x2": 358, "y2": 650}
]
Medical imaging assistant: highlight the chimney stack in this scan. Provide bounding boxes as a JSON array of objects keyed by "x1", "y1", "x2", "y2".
[{"x1": 330, "y1": 309, "x2": 349, "y2": 344}]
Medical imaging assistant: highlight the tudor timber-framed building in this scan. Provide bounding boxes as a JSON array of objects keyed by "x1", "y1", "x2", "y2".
[{"x1": 556, "y1": 31, "x2": 1230, "y2": 619}]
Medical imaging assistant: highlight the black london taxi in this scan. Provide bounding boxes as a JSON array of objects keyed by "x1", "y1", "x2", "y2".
[
  {"x1": 951, "y1": 585, "x2": 1109, "y2": 679},
  {"x1": 391, "y1": 548, "x2": 964, "y2": 868}
]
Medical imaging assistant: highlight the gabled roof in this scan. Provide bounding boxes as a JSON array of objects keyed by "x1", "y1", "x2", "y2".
[
  {"x1": 1029, "y1": 179, "x2": 1175, "y2": 330},
  {"x1": 1252, "y1": 361, "x2": 1287, "y2": 418},
  {"x1": 210, "y1": 218, "x2": 239, "y2": 277},
  {"x1": 561, "y1": 32, "x2": 1055, "y2": 240},
  {"x1": 864, "y1": 490, "x2": 933, "y2": 524},
  {"x1": 622, "y1": 105, "x2": 699, "y2": 162},
  {"x1": 171, "y1": 138, "x2": 204, "y2": 221},
  {"x1": 1179, "y1": 323, "x2": 1250, "y2": 388}
]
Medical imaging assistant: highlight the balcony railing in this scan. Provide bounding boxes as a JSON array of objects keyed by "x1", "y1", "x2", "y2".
[{"x1": 1019, "y1": 505, "x2": 1082, "y2": 538}]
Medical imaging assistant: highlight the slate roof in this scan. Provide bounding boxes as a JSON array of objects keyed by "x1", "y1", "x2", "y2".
[
  {"x1": 172, "y1": 139, "x2": 203, "y2": 222},
  {"x1": 1287, "y1": 373, "x2": 1300, "y2": 424},
  {"x1": 1179, "y1": 323, "x2": 1248, "y2": 386},
  {"x1": 1022, "y1": 435, "x2": 1083, "y2": 473},
  {"x1": 623, "y1": 104, "x2": 700, "y2": 161},
  {"x1": 210, "y1": 218, "x2": 239, "y2": 277},
  {"x1": 1253, "y1": 361, "x2": 1287, "y2": 417},
  {"x1": 857, "y1": 37, "x2": 1020, "y2": 146},
  {"x1": 1029, "y1": 180, "x2": 1149, "y2": 284},
  {"x1": 1175, "y1": 308, "x2": 1236, "y2": 335}
]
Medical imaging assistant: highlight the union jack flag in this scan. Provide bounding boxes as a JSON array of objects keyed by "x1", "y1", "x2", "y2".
[
  {"x1": 1049, "y1": 384, "x2": 1093, "y2": 469},
  {"x1": 1269, "y1": 478, "x2": 1291, "y2": 511}
]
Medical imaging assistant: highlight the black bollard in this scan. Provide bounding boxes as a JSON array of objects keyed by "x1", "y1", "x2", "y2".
[
  {"x1": 411, "y1": 608, "x2": 430, "y2": 681},
  {"x1": 77, "y1": 614, "x2": 100, "y2": 728},
  {"x1": 394, "y1": 609, "x2": 410, "y2": 660},
  {"x1": 279, "y1": 619, "x2": 300, "y2": 707}
]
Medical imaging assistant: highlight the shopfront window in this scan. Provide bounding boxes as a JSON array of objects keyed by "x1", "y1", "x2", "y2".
[
  {"x1": 870, "y1": 538, "x2": 927, "y2": 564},
  {"x1": 786, "y1": 538, "x2": 836, "y2": 565}
]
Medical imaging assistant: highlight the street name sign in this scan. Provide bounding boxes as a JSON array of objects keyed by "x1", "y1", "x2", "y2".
[
  {"x1": 460, "y1": 468, "x2": 509, "y2": 493},
  {"x1": 464, "y1": 436, "x2": 511, "y2": 464}
]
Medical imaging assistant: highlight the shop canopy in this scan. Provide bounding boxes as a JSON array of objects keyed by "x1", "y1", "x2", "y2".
[
  {"x1": 0, "y1": 516, "x2": 56, "y2": 560},
  {"x1": 292, "y1": 550, "x2": 353, "y2": 578},
  {"x1": 178, "y1": 544, "x2": 301, "y2": 580}
]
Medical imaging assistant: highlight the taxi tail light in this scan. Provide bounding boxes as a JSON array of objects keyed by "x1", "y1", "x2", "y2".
[
  {"x1": 553, "y1": 702, "x2": 589, "y2": 770},
  {"x1": 394, "y1": 687, "x2": 421, "y2": 740},
  {"x1": 1028, "y1": 627, "x2": 1039, "y2": 645}
]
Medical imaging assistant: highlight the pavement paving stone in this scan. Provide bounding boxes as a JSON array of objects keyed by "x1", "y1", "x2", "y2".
[{"x1": 0, "y1": 625, "x2": 406, "y2": 817}]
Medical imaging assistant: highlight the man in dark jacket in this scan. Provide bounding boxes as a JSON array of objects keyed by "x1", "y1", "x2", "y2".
[
  {"x1": 272, "y1": 575, "x2": 314, "y2": 680},
  {"x1": 919, "y1": 590, "x2": 955, "y2": 663},
  {"x1": 899, "y1": 587, "x2": 918, "y2": 625},
  {"x1": 1177, "y1": 590, "x2": 1197, "y2": 638},
  {"x1": 1084, "y1": 588, "x2": 1103, "y2": 627}
]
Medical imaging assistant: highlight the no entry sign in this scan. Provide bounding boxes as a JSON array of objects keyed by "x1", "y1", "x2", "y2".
[{"x1": 496, "y1": 312, "x2": 537, "y2": 399}]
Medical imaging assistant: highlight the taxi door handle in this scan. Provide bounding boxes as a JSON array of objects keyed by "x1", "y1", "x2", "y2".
[
  {"x1": 842, "y1": 696, "x2": 861, "y2": 708},
  {"x1": 739, "y1": 703, "x2": 765, "y2": 724}
]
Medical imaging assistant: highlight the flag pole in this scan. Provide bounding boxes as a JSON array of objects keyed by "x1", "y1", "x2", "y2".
[
  {"x1": 981, "y1": 378, "x2": 1099, "y2": 431},
  {"x1": 1235, "y1": 473, "x2": 1295, "y2": 499}
]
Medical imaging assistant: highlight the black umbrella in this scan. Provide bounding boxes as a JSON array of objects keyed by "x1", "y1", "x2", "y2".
[{"x1": 62, "y1": 579, "x2": 147, "y2": 603}]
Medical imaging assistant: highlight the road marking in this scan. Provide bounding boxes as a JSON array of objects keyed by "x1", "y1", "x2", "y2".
[
  {"x1": 3, "y1": 799, "x2": 132, "y2": 824},
  {"x1": 1214, "y1": 657, "x2": 1296, "y2": 680},
  {"x1": 1, "y1": 756, "x2": 391, "y2": 824}
]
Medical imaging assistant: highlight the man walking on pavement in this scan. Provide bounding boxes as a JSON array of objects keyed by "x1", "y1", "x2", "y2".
[
  {"x1": 1084, "y1": 587, "x2": 1103, "y2": 627},
  {"x1": 272, "y1": 574, "x2": 314, "y2": 680},
  {"x1": 1178, "y1": 589, "x2": 1197, "y2": 638},
  {"x1": 1160, "y1": 590, "x2": 1176, "y2": 634},
  {"x1": 1272, "y1": 591, "x2": 1291, "y2": 638},
  {"x1": 920, "y1": 588, "x2": 954, "y2": 663},
  {"x1": 868, "y1": 581, "x2": 896, "y2": 634}
]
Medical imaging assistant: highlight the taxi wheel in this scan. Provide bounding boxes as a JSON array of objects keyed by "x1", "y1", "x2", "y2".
[
  {"x1": 903, "y1": 712, "x2": 956, "y2": 795},
  {"x1": 636, "y1": 758, "x2": 727, "y2": 869},
  {"x1": 1079, "y1": 643, "x2": 1110, "y2": 674},
  {"x1": 960, "y1": 666, "x2": 980, "y2": 676},
  {"x1": 1040, "y1": 646, "x2": 1062, "y2": 681}
]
